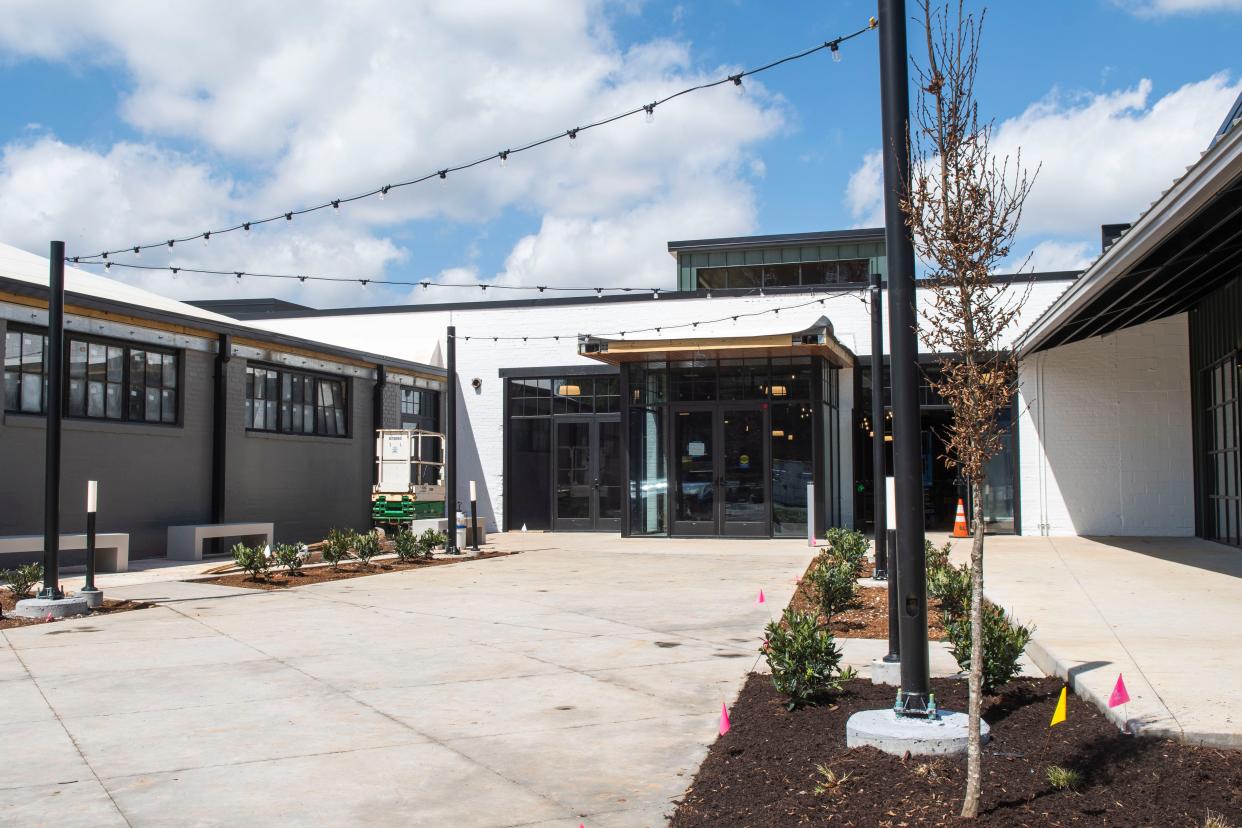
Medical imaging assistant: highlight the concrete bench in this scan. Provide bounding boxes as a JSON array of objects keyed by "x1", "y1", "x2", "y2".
[
  {"x1": 167, "y1": 522, "x2": 274, "y2": 561},
  {"x1": 0, "y1": 533, "x2": 130, "y2": 573}
]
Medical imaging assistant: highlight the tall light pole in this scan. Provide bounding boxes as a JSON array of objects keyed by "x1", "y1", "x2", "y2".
[
  {"x1": 39, "y1": 241, "x2": 66, "y2": 600},
  {"x1": 877, "y1": 0, "x2": 932, "y2": 715},
  {"x1": 444, "y1": 325, "x2": 458, "y2": 554}
]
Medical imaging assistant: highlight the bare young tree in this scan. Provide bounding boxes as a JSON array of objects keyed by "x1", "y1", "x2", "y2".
[{"x1": 902, "y1": 0, "x2": 1036, "y2": 819}]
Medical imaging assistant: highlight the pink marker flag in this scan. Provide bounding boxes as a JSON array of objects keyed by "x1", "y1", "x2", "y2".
[
  {"x1": 719, "y1": 702, "x2": 732, "y2": 735},
  {"x1": 756, "y1": 588, "x2": 765, "y2": 605},
  {"x1": 1108, "y1": 674, "x2": 1130, "y2": 708}
]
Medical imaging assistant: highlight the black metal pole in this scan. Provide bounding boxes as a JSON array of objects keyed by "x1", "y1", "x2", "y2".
[
  {"x1": 886, "y1": 527, "x2": 900, "y2": 661},
  {"x1": 211, "y1": 333, "x2": 231, "y2": 525},
  {"x1": 469, "y1": 481, "x2": 479, "y2": 552},
  {"x1": 878, "y1": 0, "x2": 932, "y2": 715},
  {"x1": 870, "y1": 273, "x2": 888, "y2": 580},
  {"x1": 82, "y1": 480, "x2": 100, "y2": 607},
  {"x1": 39, "y1": 241, "x2": 65, "y2": 601},
  {"x1": 444, "y1": 325, "x2": 458, "y2": 554}
]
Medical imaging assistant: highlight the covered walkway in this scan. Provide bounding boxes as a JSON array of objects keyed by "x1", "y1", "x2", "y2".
[{"x1": 961, "y1": 534, "x2": 1242, "y2": 748}]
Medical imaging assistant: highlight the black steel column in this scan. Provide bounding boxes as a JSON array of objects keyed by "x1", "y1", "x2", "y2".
[
  {"x1": 211, "y1": 333, "x2": 231, "y2": 524},
  {"x1": 39, "y1": 241, "x2": 65, "y2": 600},
  {"x1": 878, "y1": 0, "x2": 931, "y2": 714},
  {"x1": 444, "y1": 325, "x2": 458, "y2": 553},
  {"x1": 886, "y1": 527, "x2": 900, "y2": 661},
  {"x1": 870, "y1": 273, "x2": 888, "y2": 580},
  {"x1": 372, "y1": 364, "x2": 387, "y2": 486}
]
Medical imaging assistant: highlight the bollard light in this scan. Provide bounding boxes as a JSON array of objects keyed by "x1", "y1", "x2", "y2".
[
  {"x1": 81, "y1": 480, "x2": 102, "y2": 608},
  {"x1": 468, "y1": 480, "x2": 480, "y2": 552}
]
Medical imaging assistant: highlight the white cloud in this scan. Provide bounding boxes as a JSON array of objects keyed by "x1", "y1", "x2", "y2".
[
  {"x1": 1021, "y1": 239, "x2": 1096, "y2": 273},
  {"x1": 1113, "y1": 0, "x2": 1242, "y2": 16},
  {"x1": 0, "y1": 1, "x2": 783, "y2": 305},
  {"x1": 844, "y1": 149, "x2": 883, "y2": 228},
  {"x1": 845, "y1": 72, "x2": 1241, "y2": 273}
]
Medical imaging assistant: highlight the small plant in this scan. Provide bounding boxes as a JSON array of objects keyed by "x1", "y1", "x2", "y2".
[
  {"x1": 807, "y1": 556, "x2": 857, "y2": 622},
  {"x1": 1045, "y1": 764, "x2": 1083, "y2": 793},
  {"x1": 231, "y1": 542, "x2": 270, "y2": 581},
  {"x1": 1204, "y1": 810, "x2": 1237, "y2": 828},
  {"x1": 418, "y1": 529, "x2": 447, "y2": 557},
  {"x1": 321, "y1": 528, "x2": 355, "y2": 571},
  {"x1": 273, "y1": 543, "x2": 306, "y2": 576},
  {"x1": 944, "y1": 602, "x2": 1033, "y2": 693},
  {"x1": 354, "y1": 531, "x2": 382, "y2": 568},
  {"x1": 923, "y1": 538, "x2": 953, "y2": 576},
  {"x1": 928, "y1": 562, "x2": 972, "y2": 620},
  {"x1": 812, "y1": 764, "x2": 853, "y2": 796},
  {"x1": 824, "y1": 527, "x2": 868, "y2": 577},
  {"x1": 393, "y1": 530, "x2": 421, "y2": 562},
  {"x1": 2, "y1": 563, "x2": 43, "y2": 599},
  {"x1": 762, "y1": 607, "x2": 855, "y2": 709}
]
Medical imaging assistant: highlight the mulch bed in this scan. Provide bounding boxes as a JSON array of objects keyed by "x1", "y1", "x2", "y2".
[
  {"x1": 0, "y1": 592, "x2": 153, "y2": 629},
  {"x1": 195, "y1": 551, "x2": 511, "y2": 591},
  {"x1": 790, "y1": 559, "x2": 948, "y2": 641},
  {"x1": 671, "y1": 674, "x2": 1242, "y2": 826}
]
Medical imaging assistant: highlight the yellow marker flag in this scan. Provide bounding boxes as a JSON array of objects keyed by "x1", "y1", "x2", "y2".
[{"x1": 1050, "y1": 686, "x2": 1068, "y2": 726}]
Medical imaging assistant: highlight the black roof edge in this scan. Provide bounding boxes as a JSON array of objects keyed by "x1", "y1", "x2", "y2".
[
  {"x1": 209, "y1": 271, "x2": 1080, "y2": 321},
  {"x1": 0, "y1": 275, "x2": 444, "y2": 378},
  {"x1": 188, "y1": 298, "x2": 315, "y2": 313},
  {"x1": 666, "y1": 227, "x2": 886, "y2": 254}
]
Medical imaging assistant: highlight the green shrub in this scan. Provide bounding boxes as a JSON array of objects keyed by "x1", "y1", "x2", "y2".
[
  {"x1": 824, "y1": 527, "x2": 868, "y2": 577},
  {"x1": 322, "y1": 529, "x2": 355, "y2": 570},
  {"x1": 354, "y1": 531, "x2": 382, "y2": 567},
  {"x1": 2, "y1": 563, "x2": 43, "y2": 598},
  {"x1": 808, "y1": 556, "x2": 857, "y2": 622},
  {"x1": 231, "y1": 542, "x2": 270, "y2": 581},
  {"x1": 943, "y1": 602, "x2": 1033, "y2": 693},
  {"x1": 928, "y1": 562, "x2": 972, "y2": 619},
  {"x1": 923, "y1": 539, "x2": 953, "y2": 576},
  {"x1": 393, "y1": 530, "x2": 421, "y2": 562},
  {"x1": 273, "y1": 543, "x2": 306, "y2": 576},
  {"x1": 762, "y1": 607, "x2": 855, "y2": 709},
  {"x1": 418, "y1": 529, "x2": 447, "y2": 556}
]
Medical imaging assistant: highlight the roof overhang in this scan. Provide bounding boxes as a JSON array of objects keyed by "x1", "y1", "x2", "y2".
[
  {"x1": 576, "y1": 317, "x2": 855, "y2": 367},
  {"x1": 1016, "y1": 115, "x2": 1242, "y2": 356}
]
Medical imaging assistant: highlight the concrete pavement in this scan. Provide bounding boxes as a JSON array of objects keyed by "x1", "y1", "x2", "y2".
[
  {"x1": 0, "y1": 533, "x2": 816, "y2": 827},
  {"x1": 956, "y1": 534, "x2": 1242, "y2": 748}
]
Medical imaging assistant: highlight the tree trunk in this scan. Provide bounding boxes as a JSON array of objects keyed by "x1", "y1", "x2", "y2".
[{"x1": 960, "y1": 478, "x2": 986, "y2": 818}]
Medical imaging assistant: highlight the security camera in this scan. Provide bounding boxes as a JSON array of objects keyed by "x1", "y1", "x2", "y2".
[{"x1": 471, "y1": 377, "x2": 482, "y2": 391}]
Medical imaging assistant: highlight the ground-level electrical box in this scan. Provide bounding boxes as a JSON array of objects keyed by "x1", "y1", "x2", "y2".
[{"x1": 372, "y1": 429, "x2": 446, "y2": 526}]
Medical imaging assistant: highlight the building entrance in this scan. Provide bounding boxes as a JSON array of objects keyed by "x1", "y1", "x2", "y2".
[
  {"x1": 672, "y1": 404, "x2": 769, "y2": 536},
  {"x1": 553, "y1": 417, "x2": 623, "y2": 531}
]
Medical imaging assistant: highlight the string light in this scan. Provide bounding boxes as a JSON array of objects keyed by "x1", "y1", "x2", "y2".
[
  {"x1": 444, "y1": 290, "x2": 864, "y2": 342},
  {"x1": 69, "y1": 22, "x2": 876, "y2": 265}
]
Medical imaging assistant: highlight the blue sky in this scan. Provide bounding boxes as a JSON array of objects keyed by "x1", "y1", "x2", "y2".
[{"x1": 0, "y1": 0, "x2": 1239, "y2": 306}]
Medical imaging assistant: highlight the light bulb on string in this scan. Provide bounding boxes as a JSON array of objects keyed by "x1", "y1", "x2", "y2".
[
  {"x1": 830, "y1": 42, "x2": 841, "y2": 63},
  {"x1": 644, "y1": 103, "x2": 655, "y2": 123},
  {"x1": 133, "y1": 246, "x2": 141, "y2": 258},
  {"x1": 379, "y1": 185, "x2": 390, "y2": 202},
  {"x1": 567, "y1": 128, "x2": 579, "y2": 146},
  {"x1": 202, "y1": 232, "x2": 210, "y2": 247},
  {"x1": 499, "y1": 150, "x2": 509, "y2": 168},
  {"x1": 438, "y1": 170, "x2": 447, "y2": 184},
  {"x1": 731, "y1": 74, "x2": 744, "y2": 94},
  {"x1": 243, "y1": 223, "x2": 250, "y2": 234}
]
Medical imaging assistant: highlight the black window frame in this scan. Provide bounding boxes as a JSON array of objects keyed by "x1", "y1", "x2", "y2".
[
  {"x1": 244, "y1": 363, "x2": 350, "y2": 437},
  {"x1": 399, "y1": 386, "x2": 442, "y2": 432},
  {"x1": 4, "y1": 323, "x2": 182, "y2": 426}
]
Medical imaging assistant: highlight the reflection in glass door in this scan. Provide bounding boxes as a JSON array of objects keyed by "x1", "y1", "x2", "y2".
[
  {"x1": 673, "y1": 409, "x2": 716, "y2": 534},
  {"x1": 554, "y1": 417, "x2": 621, "y2": 531},
  {"x1": 721, "y1": 408, "x2": 768, "y2": 536},
  {"x1": 672, "y1": 406, "x2": 769, "y2": 536}
]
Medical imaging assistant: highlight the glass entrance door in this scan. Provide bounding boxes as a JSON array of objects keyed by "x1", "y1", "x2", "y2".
[
  {"x1": 672, "y1": 405, "x2": 769, "y2": 536},
  {"x1": 554, "y1": 417, "x2": 621, "y2": 531}
]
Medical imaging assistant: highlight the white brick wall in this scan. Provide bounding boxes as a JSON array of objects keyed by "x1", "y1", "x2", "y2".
[
  {"x1": 1017, "y1": 314, "x2": 1194, "y2": 536},
  {"x1": 256, "y1": 280, "x2": 1070, "y2": 532}
]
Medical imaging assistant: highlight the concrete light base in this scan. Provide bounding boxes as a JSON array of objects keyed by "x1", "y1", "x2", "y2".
[
  {"x1": 846, "y1": 709, "x2": 987, "y2": 756},
  {"x1": 79, "y1": 588, "x2": 104, "y2": 609},
  {"x1": 870, "y1": 657, "x2": 902, "y2": 686},
  {"x1": 13, "y1": 596, "x2": 91, "y2": 620}
]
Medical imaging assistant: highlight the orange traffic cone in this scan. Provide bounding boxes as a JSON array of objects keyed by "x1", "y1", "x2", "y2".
[{"x1": 951, "y1": 499, "x2": 969, "y2": 538}]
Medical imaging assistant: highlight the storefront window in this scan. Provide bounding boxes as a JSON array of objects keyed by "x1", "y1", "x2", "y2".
[{"x1": 771, "y1": 402, "x2": 815, "y2": 537}]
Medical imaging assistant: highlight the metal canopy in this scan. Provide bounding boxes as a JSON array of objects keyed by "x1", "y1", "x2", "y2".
[
  {"x1": 576, "y1": 317, "x2": 855, "y2": 367},
  {"x1": 1036, "y1": 172, "x2": 1242, "y2": 352}
]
